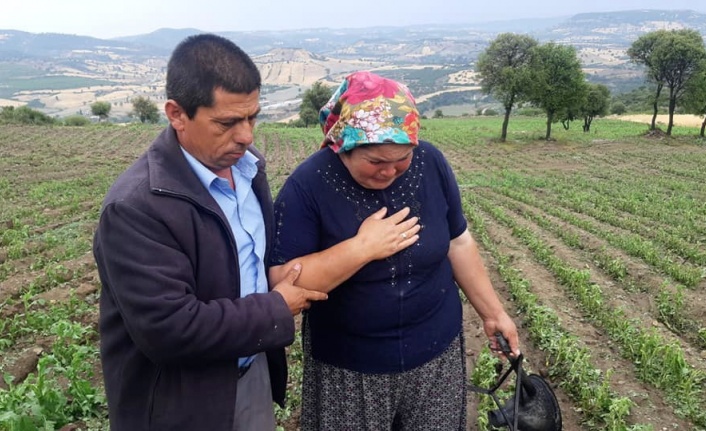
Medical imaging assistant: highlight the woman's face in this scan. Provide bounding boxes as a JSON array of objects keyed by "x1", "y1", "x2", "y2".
[{"x1": 340, "y1": 144, "x2": 415, "y2": 190}]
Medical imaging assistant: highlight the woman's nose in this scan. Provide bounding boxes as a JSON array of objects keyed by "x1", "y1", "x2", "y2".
[{"x1": 379, "y1": 165, "x2": 396, "y2": 177}]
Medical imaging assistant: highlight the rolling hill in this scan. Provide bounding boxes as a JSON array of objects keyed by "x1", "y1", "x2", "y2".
[{"x1": 0, "y1": 9, "x2": 704, "y2": 121}]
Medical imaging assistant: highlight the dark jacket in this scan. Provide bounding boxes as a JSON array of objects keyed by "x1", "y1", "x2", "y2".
[{"x1": 93, "y1": 126, "x2": 294, "y2": 431}]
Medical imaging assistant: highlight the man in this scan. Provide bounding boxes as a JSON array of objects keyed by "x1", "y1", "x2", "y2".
[{"x1": 93, "y1": 34, "x2": 327, "y2": 431}]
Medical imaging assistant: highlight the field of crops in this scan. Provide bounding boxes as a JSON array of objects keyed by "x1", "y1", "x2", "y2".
[{"x1": 1, "y1": 117, "x2": 705, "y2": 430}]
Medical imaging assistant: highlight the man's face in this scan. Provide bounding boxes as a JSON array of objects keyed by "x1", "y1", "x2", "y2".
[{"x1": 172, "y1": 87, "x2": 260, "y2": 174}]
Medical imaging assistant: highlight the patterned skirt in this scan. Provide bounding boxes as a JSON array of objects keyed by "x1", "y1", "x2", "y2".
[{"x1": 299, "y1": 316, "x2": 467, "y2": 431}]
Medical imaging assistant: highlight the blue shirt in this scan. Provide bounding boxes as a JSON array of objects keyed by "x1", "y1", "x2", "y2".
[
  {"x1": 181, "y1": 147, "x2": 267, "y2": 368},
  {"x1": 270, "y1": 140, "x2": 467, "y2": 373}
]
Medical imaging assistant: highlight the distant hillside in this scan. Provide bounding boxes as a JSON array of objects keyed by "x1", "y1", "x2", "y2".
[
  {"x1": 113, "y1": 28, "x2": 203, "y2": 50},
  {"x1": 8, "y1": 10, "x2": 703, "y2": 62},
  {"x1": 0, "y1": 9, "x2": 705, "y2": 121},
  {"x1": 0, "y1": 30, "x2": 166, "y2": 59},
  {"x1": 543, "y1": 9, "x2": 706, "y2": 46}
]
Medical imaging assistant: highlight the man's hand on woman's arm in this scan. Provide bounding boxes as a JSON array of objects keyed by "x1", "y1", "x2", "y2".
[{"x1": 271, "y1": 263, "x2": 328, "y2": 315}]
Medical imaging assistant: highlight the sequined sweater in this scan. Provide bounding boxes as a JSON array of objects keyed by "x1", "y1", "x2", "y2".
[{"x1": 271, "y1": 140, "x2": 467, "y2": 373}]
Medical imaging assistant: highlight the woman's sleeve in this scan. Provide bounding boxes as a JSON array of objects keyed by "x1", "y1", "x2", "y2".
[{"x1": 269, "y1": 178, "x2": 321, "y2": 266}]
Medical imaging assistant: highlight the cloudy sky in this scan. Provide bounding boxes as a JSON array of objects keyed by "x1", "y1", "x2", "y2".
[{"x1": 3, "y1": 0, "x2": 706, "y2": 39}]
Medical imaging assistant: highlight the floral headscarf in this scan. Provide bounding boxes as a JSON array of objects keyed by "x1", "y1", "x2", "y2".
[{"x1": 319, "y1": 71, "x2": 420, "y2": 153}]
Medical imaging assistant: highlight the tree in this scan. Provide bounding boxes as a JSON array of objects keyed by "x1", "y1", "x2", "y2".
[
  {"x1": 298, "y1": 105, "x2": 319, "y2": 128},
  {"x1": 299, "y1": 82, "x2": 333, "y2": 127},
  {"x1": 433, "y1": 109, "x2": 444, "y2": 119},
  {"x1": 131, "y1": 96, "x2": 160, "y2": 124},
  {"x1": 476, "y1": 33, "x2": 538, "y2": 141},
  {"x1": 628, "y1": 31, "x2": 668, "y2": 131},
  {"x1": 682, "y1": 61, "x2": 706, "y2": 136},
  {"x1": 557, "y1": 85, "x2": 609, "y2": 132},
  {"x1": 581, "y1": 83, "x2": 611, "y2": 132},
  {"x1": 629, "y1": 29, "x2": 706, "y2": 135},
  {"x1": 653, "y1": 30, "x2": 706, "y2": 135},
  {"x1": 90, "y1": 101, "x2": 111, "y2": 121},
  {"x1": 558, "y1": 103, "x2": 582, "y2": 131},
  {"x1": 527, "y1": 42, "x2": 587, "y2": 140}
]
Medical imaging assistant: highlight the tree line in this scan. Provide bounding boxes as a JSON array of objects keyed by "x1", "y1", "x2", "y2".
[
  {"x1": 1, "y1": 96, "x2": 164, "y2": 126},
  {"x1": 295, "y1": 29, "x2": 706, "y2": 140},
  {"x1": 87, "y1": 96, "x2": 161, "y2": 124},
  {"x1": 477, "y1": 30, "x2": 706, "y2": 141},
  {"x1": 0, "y1": 96, "x2": 162, "y2": 126},
  {"x1": 627, "y1": 29, "x2": 706, "y2": 135},
  {"x1": 10, "y1": 29, "x2": 706, "y2": 138}
]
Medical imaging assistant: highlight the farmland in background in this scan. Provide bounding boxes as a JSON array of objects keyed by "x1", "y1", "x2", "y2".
[{"x1": 0, "y1": 117, "x2": 705, "y2": 430}]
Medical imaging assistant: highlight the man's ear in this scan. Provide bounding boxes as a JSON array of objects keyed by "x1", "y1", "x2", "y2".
[{"x1": 165, "y1": 100, "x2": 187, "y2": 131}]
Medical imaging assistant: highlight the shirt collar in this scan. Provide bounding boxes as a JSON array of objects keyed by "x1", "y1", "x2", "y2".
[{"x1": 180, "y1": 147, "x2": 258, "y2": 189}]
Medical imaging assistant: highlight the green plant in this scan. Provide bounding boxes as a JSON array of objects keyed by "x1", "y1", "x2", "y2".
[
  {"x1": 64, "y1": 115, "x2": 90, "y2": 126},
  {"x1": 656, "y1": 284, "x2": 687, "y2": 332}
]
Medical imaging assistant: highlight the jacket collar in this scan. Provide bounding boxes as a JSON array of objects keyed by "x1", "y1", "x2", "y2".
[
  {"x1": 145, "y1": 124, "x2": 275, "y2": 270},
  {"x1": 145, "y1": 125, "x2": 271, "y2": 221},
  {"x1": 147, "y1": 125, "x2": 209, "y2": 199}
]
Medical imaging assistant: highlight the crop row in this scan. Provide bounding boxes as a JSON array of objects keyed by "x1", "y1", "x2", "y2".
[
  {"x1": 471, "y1": 192, "x2": 706, "y2": 427},
  {"x1": 481, "y1": 187, "x2": 706, "y2": 350}
]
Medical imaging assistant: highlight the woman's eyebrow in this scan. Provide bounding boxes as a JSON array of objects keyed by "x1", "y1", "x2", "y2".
[{"x1": 367, "y1": 151, "x2": 413, "y2": 162}]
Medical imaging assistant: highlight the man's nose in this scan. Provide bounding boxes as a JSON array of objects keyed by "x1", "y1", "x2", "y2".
[{"x1": 232, "y1": 121, "x2": 254, "y2": 144}]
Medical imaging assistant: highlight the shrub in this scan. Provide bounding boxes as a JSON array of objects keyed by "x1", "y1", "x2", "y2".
[
  {"x1": 611, "y1": 102, "x2": 627, "y2": 115},
  {"x1": 0, "y1": 106, "x2": 56, "y2": 125},
  {"x1": 64, "y1": 115, "x2": 91, "y2": 126}
]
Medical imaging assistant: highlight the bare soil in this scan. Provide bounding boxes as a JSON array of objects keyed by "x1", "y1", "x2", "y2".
[
  {"x1": 2, "y1": 125, "x2": 705, "y2": 430},
  {"x1": 616, "y1": 114, "x2": 705, "y2": 128}
]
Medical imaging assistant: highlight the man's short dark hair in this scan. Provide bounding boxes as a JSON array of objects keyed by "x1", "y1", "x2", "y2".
[{"x1": 166, "y1": 34, "x2": 261, "y2": 119}]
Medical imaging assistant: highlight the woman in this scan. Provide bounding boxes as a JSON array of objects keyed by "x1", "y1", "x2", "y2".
[{"x1": 269, "y1": 71, "x2": 519, "y2": 430}]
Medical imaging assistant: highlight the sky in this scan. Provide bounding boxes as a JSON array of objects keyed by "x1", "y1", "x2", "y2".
[{"x1": 3, "y1": 0, "x2": 706, "y2": 39}]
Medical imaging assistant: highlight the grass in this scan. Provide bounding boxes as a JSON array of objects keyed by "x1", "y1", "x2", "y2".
[{"x1": 0, "y1": 115, "x2": 705, "y2": 430}]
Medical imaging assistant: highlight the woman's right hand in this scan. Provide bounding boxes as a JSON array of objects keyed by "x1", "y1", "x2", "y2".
[{"x1": 355, "y1": 207, "x2": 420, "y2": 260}]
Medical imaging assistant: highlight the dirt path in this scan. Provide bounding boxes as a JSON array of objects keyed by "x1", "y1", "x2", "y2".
[{"x1": 616, "y1": 114, "x2": 705, "y2": 128}]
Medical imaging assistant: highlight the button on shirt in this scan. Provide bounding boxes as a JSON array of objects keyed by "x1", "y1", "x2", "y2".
[{"x1": 181, "y1": 147, "x2": 268, "y2": 368}]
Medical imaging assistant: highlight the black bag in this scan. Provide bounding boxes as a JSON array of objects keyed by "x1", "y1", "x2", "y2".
[{"x1": 468, "y1": 334, "x2": 562, "y2": 431}]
